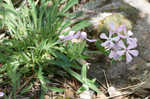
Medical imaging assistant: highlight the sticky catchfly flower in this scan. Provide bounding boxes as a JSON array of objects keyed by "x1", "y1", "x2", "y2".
[
  {"x1": 80, "y1": 32, "x2": 97, "y2": 42},
  {"x1": 125, "y1": 30, "x2": 137, "y2": 45},
  {"x1": 116, "y1": 25, "x2": 137, "y2": 45},
  {"x1": 59, "y1": 31, "x2": 96, "y2": 42},
  {"x1": 117, "y1": 40, "x2": 139, "y2": 63},
  {"x1": 100, "y1": 31, "x2": 119, "y2": 49},
  {"x1": 109, "y1": 44, "x2": 121, "y2": 60},
  {"x1": 59, "y1": 31, "x2": 76, "y2": 41}
]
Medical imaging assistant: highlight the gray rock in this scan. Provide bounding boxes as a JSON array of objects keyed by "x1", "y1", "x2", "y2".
[{"x1": 86, "y1": 0, "x2": 150, "y2": 95}]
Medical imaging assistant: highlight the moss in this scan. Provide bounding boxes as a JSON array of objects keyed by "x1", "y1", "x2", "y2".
[
  {"x1": 101, "y1": 3, "x2": 139, "y2": 24},
  {"x1": 96, "y1": 13, "x2": 132, "y2": 33}
]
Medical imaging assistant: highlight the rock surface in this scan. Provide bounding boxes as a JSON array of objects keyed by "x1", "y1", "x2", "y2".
[{"x1": 82, "y1": 0, "x2": 150, "y2": 97}]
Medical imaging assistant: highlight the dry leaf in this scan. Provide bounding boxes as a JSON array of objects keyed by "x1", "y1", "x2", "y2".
[{"x1": 64, "y1": 88, "x2": 74, "y2": 99}]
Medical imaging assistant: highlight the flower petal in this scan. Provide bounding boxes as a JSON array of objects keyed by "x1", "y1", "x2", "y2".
[
  {"x1": 73, "y1": 31, "x2": 81, "y2": 39},
  {"x1": 101, "y1": 41, "x2": 109, "y2": 47},
  {"x1": 129, "y1": 50, "x2": 139, "y2": 56},
  {"x1": 109, "y1": 50, "x2": 119, "y2": 60},
  {"x1": 116, "y1": 25, "x2": 125, "y2": 33},
  {"x1": 59, "y1": 35, "x2": 65, "y2": 39},
  {"x1": 127, "y1": 41, "x2": 137, "y2": 49},
  {"x1": 86, "y1": 38, "x2": 97, "y2": 42},
  {"x1": 118, "y1": 33, "x2": 126, "y2": 39},
  {"x1": 126, "y1": 52, "x2": 133, "y2": 63},
  {"x1": 118, "y1": 40, "x2": 126, "y2": 49},
  {"x1": 61, "y1": 31, "x2": 76, "y2": 40},
  {"x1": 100, "y1": 33, "x2": 108, "y2": 39},
  {"x1": 122, "y1": 25, "x2": 127, "y2": 33},
  {"x1": 109, "y1": 23, "x2": 115, "y2": 31},
  {"x1": 117, "y1": 50, "x2": 125, "y2": 56},
  {"x1": 101, "y1": 41, "x2": 114, "y2": 49},
  {"x1": 109, "y1": 30, "x2": 113, "y2": 38},
  {"x1": 112, "y1": 44, "x2": 121, "y2": 50},
  {"x1": 80, "y1": 32, "x2": 87, "y2": 40},
  {"x1": 109, "y1": 42, "x2": 115, "y2": 48},
  {"x1": 69, "y1": 31, "x2": 75, "y2": 35},
  {"x1": 109, "y1": 50, "x2": 115, "y2": 58},
  {"x1": 63, "y1": 35, "x2": 75, "y2": 41},
  {"x1": 112, "y1": 36, "x2": 120, "y2": 41},
  {"x1": 127, "y1": 38, "x2": 137, "y2": 45}
]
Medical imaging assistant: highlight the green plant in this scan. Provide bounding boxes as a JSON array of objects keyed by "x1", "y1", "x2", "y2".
[{"x1": 0, "y1": 0, "x2": 99, "y2": 98}]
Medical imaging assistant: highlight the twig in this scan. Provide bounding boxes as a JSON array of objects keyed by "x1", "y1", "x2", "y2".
[
  {"x1": 103, "y1": 70, "x2": 110, "y2": 88},
  {"x1": 118, "y1": 82, "x2": 145, "y2": 91},
  {"x1": 16, "y1": 75, "x2": 34, "y2": 94},
  {"x1": 108, "y1": 92, "x2": 133, "y2": 99},
  {"x1": 96, "y1": 79, "x2": 107, "y2": 90}
]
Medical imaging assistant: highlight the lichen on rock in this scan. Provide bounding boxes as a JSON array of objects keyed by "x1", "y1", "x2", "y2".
[{"x1": 90, "y1": 13, "x2": 132, "y2": 35}]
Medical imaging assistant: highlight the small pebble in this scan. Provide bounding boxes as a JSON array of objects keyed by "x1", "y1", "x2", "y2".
[
  {"x1": 146, "y1": 63, "x2": 150, "y2": 67},
  {"x1": 44, "y1": 95, "x2": 50, "y2": 99},
  {"x1": 80, "y1": 90, "x2": 94, "y2": 99}
]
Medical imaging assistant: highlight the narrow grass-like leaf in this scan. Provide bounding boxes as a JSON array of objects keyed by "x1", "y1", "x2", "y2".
[
  {"x1": 37, "y1": 65, "x2": 47, "y2": 92},
  {"x1": 62, "y1": 0, "x2": 78, "y2": 13},
  {"x1": 81, "y1": 64, "x2": 87, "y2": 82},
  {"x1": 72, "y1": 20, "x2": 91, "y2": 31},
  {"x1": 48, "y1": 87, "x2": 64, "y2": 93},
  {"x1": 20, "y1": 84, "x2": 33, "y2": 94},
  {"x1": 64, "y1": 67, "x2": 100, "y2": 93}
]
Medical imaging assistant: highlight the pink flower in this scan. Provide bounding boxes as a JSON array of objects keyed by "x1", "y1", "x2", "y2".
[
  {"x1": 80, "y1": 32, "x2": 97, "y2": 42},
  {"x1": 109, "y1": 44, "x2": 121, "y2": 60},
  {"x1": 116, "y1": 25, "x2": 137, "y2": 45},
  {"x1": 59, "y1": 31, "x2": 96, "y2": 42},
  {"x1": 109, "y1": 23, "x2": 116, "y2": 34},
  {"x1": 59, "y1": 31, "x2": 76, "y2": 40},
  {"x1": 100, "y1": 31, "x2": 119, "y2": 49},
  {"x1": 116, "y1": 25, "x2": 127, "y2": 38},
  {"x1": 117, "y1": 40, "x2": 139, "y2": 63},
  {"x1": 125, "y1": 30, "x2": 137, "y2": 45},
  {"x1": 100, "y1": 23, "x2": 139, "y2": 63}
]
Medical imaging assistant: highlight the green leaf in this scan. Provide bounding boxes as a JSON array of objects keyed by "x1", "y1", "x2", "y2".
[
  {"x1": 53, "y1": 51, "x2": 70, "y2": 62},
  {"x1": 37, "y1": 65, "x2": 47, "y2": 91},
  {"x1": 72, "y1": 20, "x2": 91, "y2": 31},
  {"x1": 48, "y1": 87, "x2": 64, "y2": 92},
  {"x1": 61, "y1": 0, "x2": 78, "y2": 13},
  {"x1": 76, "y1": 86, "x2": 86, "y2": 94},
  {"x1": 28, "y1": 0, "x2": 37, "y2": 29},
  {"x1": 81, "y1": 64, "x2": 87, "y2": 81},
  {"x1": 20, "y1": 84, "x2": 33, "y2": 94},
  {"x1": 64, "y1": 67, "x2": 100, "y2": 93},
  {"x1": 96, "y1": 40, "x2": 109, "y2": 56}
]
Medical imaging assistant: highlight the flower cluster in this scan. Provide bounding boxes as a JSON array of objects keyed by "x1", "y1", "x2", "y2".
[
  {"x1": 59, "y1": 29, "x2": 96, "y2": 43},
  {"x1": 100, "y1": 23, "x2": 139, "y2": 63}
]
